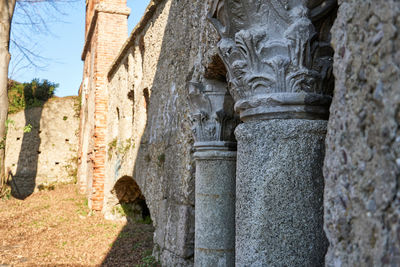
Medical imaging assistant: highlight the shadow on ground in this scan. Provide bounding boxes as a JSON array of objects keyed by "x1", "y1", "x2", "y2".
[{"x1": 101, "y1": 204, "x2": 159, "y2": 266}]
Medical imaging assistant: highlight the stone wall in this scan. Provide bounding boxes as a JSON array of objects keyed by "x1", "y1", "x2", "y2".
[
  {"x1": 324, "y1": 0, "x2": 400, "y2": 265},
  {"x1": 81, "y1": 0, "x2": 400, "y2": 265},
  {"x1": 105, "y1": 0, "x2": 223, "y2": 265},
  {"x1": 5, "y1": 97, "x2": 80, "y2": 199}
]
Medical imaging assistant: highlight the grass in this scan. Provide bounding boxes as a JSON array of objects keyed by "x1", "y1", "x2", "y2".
[
  {"x1": 0, "y1": 186, "x2": 12, "y2": 200},
  {"x1": 75, "y1": 197, "x2": 90, "y2": 216},
  {"x1": 114, "y1": 203, "x2": 127, "y2": 217},
  {"x1": 113, "y1": 203, "x2": 153, "y2": 225},
  {"x1": 133, "y1": 242, "x2": 142, "y2": 250},
  {"x1": 135, "y1": 249, "x2": 159, "y2": 267},
  {"x1": 138, "y1": 215, "x2": 153, "y2": 225}
]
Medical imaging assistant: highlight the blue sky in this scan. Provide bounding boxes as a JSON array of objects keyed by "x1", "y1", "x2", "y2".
[{"x1": 9, "y1": 0, "x2": 150, "y2": 97}]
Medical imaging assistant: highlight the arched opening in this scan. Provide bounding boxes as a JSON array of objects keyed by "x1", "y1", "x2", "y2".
[
  {"x1": 204, "y1": 53, "x2": 227, "y2": 83},
  {"x1": 112, "y1": 176, "x2": 150, "y2": 221}
]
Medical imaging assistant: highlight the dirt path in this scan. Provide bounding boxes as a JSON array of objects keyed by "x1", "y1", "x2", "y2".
[{"x1": 0, "y1": 184, "x2": 158, "y2": 266}]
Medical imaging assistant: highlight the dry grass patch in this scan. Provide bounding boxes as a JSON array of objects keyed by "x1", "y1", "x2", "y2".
[{"x1": 0, "y1": 184, "x2": 158, "y2": 266}]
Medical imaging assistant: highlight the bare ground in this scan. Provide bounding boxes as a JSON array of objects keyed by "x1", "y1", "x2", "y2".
[{"x1": 0, "y1": 184, "x2": 158, "y2": 266}]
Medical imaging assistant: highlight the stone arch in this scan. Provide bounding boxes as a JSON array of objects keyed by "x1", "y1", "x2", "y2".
[
  {"x1": 111, "y1": 175, "x2": 150, "y2": 220},
  {"x1": 204, "y1": 53, "x2": 227, "y2": 83}
]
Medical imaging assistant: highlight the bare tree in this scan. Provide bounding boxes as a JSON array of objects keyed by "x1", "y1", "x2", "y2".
[
  {"x1": 0, "y1": 0, "x2": 17, "y2": 197},
  {"x1": 9, "y1": 0, "x2": 73, "y2": 77}
]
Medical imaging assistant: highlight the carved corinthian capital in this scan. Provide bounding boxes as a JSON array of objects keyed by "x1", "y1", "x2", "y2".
[
  {"x1": 208, "y1": 0, "x2": 337, "y2": 121},
  {"x1": 188, "y1": 79, "x2": 238, "y2": 149}
]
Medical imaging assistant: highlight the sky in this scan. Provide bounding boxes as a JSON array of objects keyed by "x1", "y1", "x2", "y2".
[{"x1": 9, "y1": 0, "x2": 150, "y2": 97}]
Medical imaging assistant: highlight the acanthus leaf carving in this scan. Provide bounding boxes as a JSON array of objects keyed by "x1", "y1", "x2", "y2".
[
  {"x1": 209, "y1": 0, "x2": 337, "y2": 121},
  {"x1": 188, "y1": 79, "x2": 238, "y2": 144}
]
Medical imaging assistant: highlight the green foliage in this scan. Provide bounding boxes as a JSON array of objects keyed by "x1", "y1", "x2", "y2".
[
  {"x1": 112, "y1": 203, "x2": 152, "y2": 225},
  {"x1": 23, "y1": 124, "x2": 32, "y2": 133},
  {"x1": 5, "y1": 119, "x2": 15, "y2": 130},
  {"x1": 141, "y1": 255, "x2": 157, "y2": 266},
  {"x1": 75, "y1": 197, "x2": 90, "y2": 216},
  {"x1": 113, "y1": 204, "x2": 127, "y2": 217},
  {"x1": 113, "y1": 202, "x2": 138, "y2": 218},
  {"x1": 135, "y1": 249, "x2": 159, "y2": 267},
  {"x1": 8, "y1": 79, "x2": 58, "y2": 114},
  {"x1": 1, "y1": 188, "x2": 11, "y2": 200},
  {"x1": 118, "y1": 138, "x2": 133, "y2": 154},
  {"x1": 132, "y1": 242, "x2": 142, "y2": 250},
  {"x1": 108, "y1": 138, "x2": 118, "y2": 160},
  {"x1": 108, "y1": 138, "x2": 134, "y2": 160},
  {"x1": 0, "y1": 177, "x2": 11, "y2": 200},
  {"x1": 138, "y1": 215, "x2": 153, "y2": 225},
  {"x1": 109, "y1": 138, "x2": 118, "y2": 150}
]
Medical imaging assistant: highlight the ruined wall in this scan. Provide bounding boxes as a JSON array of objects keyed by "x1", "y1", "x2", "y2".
[
  {"x1": 5, "y1": 97, "x2": 79, "y2": 198},
  {"x1": 105, "y1": 0, "x2": 222, "y2": 265},
  {"x1": 78, "y1": 0, "x2": 130, "y2": 210},
  {"x1": 84, "y1": 0, "x2": 400, "y2": 265},
  {"x1": 324, "y1": 0, "x2": 400, "y2": 265}
]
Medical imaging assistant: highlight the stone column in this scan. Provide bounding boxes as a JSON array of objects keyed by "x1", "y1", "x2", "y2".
[
  {"x1": 189, "y1": 79, "x2": 238, "y2": 267},
  {"x1": 209, "y1": 1, "x2": 337, "y2": 266}
]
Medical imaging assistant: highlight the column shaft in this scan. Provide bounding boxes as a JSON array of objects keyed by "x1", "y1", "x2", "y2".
[
  {"x1": 235, "y1": 119, "x2": 328, "y2": 266},
  {"x1": 194, "y1": 146, "x2": 236, "y2": 267}
]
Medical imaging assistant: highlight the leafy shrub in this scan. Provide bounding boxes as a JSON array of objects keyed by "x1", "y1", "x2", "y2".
[{"x1": 8, "y1": 78, "x2": 58, "y2": 114}]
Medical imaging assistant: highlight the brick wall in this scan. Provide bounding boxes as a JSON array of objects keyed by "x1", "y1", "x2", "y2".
[{"x1": 79, "y1": 0, "x2": 129, "y2": 211}]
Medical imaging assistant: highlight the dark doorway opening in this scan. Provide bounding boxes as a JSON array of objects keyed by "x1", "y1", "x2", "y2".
[{"x1": 112, "y1": 175, "x2": 150, "y2": 221}]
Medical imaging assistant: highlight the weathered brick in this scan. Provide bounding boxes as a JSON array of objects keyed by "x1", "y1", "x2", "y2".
[{"x1": 78, "y1": 0, "x2": 130, "y2": 211}]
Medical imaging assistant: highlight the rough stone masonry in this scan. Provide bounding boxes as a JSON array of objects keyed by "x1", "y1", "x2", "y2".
[
  {"x1": 78, "y1": 0, "x2": 400, "y2": 266},
  {"x1": 324, "y1": 0, "x2": 400, "y2": 265},
  {"x1": 6, "y1": 97, "x2": 79, "y2": 199}
]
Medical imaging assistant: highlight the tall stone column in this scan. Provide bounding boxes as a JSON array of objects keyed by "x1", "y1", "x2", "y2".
[
  {"x1": 189, "y1": 79, "x2": 238, "y2": 267},
  {"x1": 209, "y1": 1, "x2": 337, "y2": 266}
]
